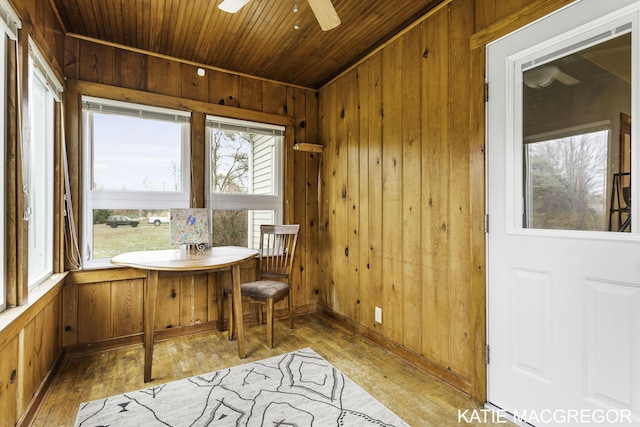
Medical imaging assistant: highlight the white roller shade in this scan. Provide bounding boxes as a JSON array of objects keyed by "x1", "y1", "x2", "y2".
[
  {"x1": 83, "y1": 96, "x2": 191, "y2": 124},
  {"x1": 206, "y1": 115, "x2": 284, "y2": 136}
]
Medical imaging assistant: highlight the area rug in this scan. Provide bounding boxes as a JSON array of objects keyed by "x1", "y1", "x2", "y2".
[{"x1": 74, "y1": 347, "x2": 409, "y2": 426}]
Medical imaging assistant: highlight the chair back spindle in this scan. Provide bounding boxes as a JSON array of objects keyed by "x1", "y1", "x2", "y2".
[{"x1": 259, "y1": 224, "x2": 299, "y2": 281}]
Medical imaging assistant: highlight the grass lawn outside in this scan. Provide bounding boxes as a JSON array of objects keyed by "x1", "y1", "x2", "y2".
[{"x1": 93, "y1": 221, "x2": 178, "y2": 260}]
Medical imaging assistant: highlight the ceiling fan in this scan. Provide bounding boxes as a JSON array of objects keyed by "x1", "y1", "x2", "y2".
[
  {"x1": 523, "y1": 65, "x2": 581, "y2": 89},
  {"x1": 218, "y1": 0, "x2": 341, "y2": 31}
]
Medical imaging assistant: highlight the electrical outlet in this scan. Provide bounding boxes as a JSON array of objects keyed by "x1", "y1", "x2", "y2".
[{"x1": 375, "y1": 307, "x2": 382, "y2": 324}]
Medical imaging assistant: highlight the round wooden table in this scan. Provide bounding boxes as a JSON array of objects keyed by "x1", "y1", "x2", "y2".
[{"x1": 111, "y1": 246, "x2": 258, "y2": 382}]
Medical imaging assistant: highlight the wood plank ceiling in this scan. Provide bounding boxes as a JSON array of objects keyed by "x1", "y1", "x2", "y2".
[{"x1": 52, "y1": 0, "x2": 445, "y2": 89}]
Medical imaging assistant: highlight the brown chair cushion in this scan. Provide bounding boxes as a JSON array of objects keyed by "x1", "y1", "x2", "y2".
[{"x1": 225, "y1": 280, "x2": 289, "y2": 299}]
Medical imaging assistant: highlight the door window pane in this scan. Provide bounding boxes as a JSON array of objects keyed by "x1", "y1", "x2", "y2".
[
  {"x1": 524, "y1": 130, "x2": 608, "y2": 230},
  {"x1": 522, "y1": 33, "x2": 631, "y2": 231}
]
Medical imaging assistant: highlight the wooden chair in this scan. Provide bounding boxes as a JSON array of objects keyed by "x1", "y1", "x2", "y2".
[{"x1": 226, "y1": 224, "x2": 300, "y2": 348}]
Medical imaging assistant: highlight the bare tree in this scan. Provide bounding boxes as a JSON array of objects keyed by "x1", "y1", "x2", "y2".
[
  {"x1": 209, "y1": 129, "x2": 252, "y2": 246},
  {"x1": 210, "y1": 130, "x2": 250, "y2": 193},
  {"x1": 169, "y1": 160, "x2": 181, "y2": 191},
  {"x1": 527, "y1": 131, "x2": 607, "y2": 230}
]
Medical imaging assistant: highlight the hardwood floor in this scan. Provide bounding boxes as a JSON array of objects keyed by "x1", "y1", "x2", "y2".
[{"x1": 32, "y1": 313, "x2": 512, "y2": 426}]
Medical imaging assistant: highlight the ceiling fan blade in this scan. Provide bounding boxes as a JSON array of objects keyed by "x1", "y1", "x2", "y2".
[
  {"x1": 307, "y1": 0, "x2": 341, "y2": 31},
  {"x1": 218, "y1": 0, "x2": 250, "y2": 14},
  {"x1": 555, "y1": 70, "x2": 580, "y2": 85}
]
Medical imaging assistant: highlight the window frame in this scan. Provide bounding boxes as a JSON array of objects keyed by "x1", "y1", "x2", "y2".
[
  {"x1": 0, "y1": 28, "x2": 7, "y2": 310},
  {"x1": 205, "y1": 115, "x2": 285, "y2": 247},
  {"x1": 81, "y1": 97, "x2": 192, "y2": 267},
  {"x1": 502, "y1": 9, "x2": 639, "y2": 240},
  {"x1": 27, "y1": 38, "x2": 62, "y2": 289},
  {"x1": 0, "y1": 0, "x2": 20, "y2": 311}
]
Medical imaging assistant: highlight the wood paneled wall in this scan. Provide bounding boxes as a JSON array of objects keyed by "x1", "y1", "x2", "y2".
[
  {"x1": 62, "y1": 263, "x2": 261, "y2": 351},
  {"x1": 316, "y1": 0, "x2": 574, "y2": 401},
  {"x1": 319, "y1": 0, "x2": 478, "y2": 396},
  {"x1": 61, "y1": 36, "x2": 321, "y2": 348},
  {"x1": 0, "y1": 279, "x2": 64, "y2": 427},
  {"x1": 0, "y1": 0, "x2": 66, "y2": 425},
  {"x1": 13, "y1": 0, "x2": 65, "y2": 76}
]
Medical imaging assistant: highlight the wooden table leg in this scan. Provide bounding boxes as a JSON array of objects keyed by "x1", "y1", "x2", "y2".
[
  {"x1": 231, "y1": 263, "x2": 245, "y2": 358},
  {"x1": 212, "y1": 271, "x2": 224, "y2": 332},
  {"x1": 144, "y1": 269, "x2": 159, "y2": 382}
]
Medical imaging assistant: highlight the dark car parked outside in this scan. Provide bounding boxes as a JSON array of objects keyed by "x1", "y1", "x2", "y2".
[{"x1": 106, "y1": 215, "x2": 139, "y2": 228}]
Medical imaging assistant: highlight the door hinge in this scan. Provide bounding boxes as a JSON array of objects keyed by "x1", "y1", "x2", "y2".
[
  {"x1": 484, "y1": 214, "x2": 489, "y2": 233},
  {"x1": 485, "y1": 344, "x2": 490, "y2": 365},
  {"x1": 484, "y1": 82, "x2": 489, "y2": 102}
]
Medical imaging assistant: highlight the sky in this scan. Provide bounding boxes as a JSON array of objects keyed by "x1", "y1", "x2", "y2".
[{"x1": 92, "y1": 114, "x2": 183, "y2": 192}]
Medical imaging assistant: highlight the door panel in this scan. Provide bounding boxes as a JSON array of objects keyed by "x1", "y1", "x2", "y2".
[
  {"x1": 487, "y1": 1, "x2": 640, "y2": 425},
  {"x1": 585, "y1": 280, "x2": 639, "y2": 407},
  {"x1": 509, "y1": 268, "x2": 552, "y2": 380}
]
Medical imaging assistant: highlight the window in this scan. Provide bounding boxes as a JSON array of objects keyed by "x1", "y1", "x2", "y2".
[
  {"x1": 28, "y1": 39, "x2": 62, "y2": 288},
  {"x1": 206, "y1": 116, "x2": 284, "y2": 248},
  {"x1": 0, "y1": 0, "x2": 20, "y2": 310},
  {"x1": 82, "y1": 97, "x2": 191, "y2": 266}
]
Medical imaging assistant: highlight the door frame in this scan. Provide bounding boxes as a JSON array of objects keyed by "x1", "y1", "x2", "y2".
[{"x1": 467, "y1": 0, "x2": 578, "y2": 402}]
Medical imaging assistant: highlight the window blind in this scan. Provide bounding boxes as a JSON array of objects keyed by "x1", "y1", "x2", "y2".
[
  {"x1": 206, "y1": 115, "x2": 284, "y2": 136},
  {"x1": 83, "y1": 96, "x2": 191, "y2": 124},
  {"x1": 524, "y1": 120, "x2": 611, "y2": 144}
]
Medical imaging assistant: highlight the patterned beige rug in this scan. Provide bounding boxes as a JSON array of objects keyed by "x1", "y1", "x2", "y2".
[{"x1": 74, "y1": 347, "x2": 408, "y2": 426}]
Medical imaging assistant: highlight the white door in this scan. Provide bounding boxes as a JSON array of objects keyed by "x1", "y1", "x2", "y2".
[{"x1": 487, "y1": 1, "x2": 640, "y2": 425}]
